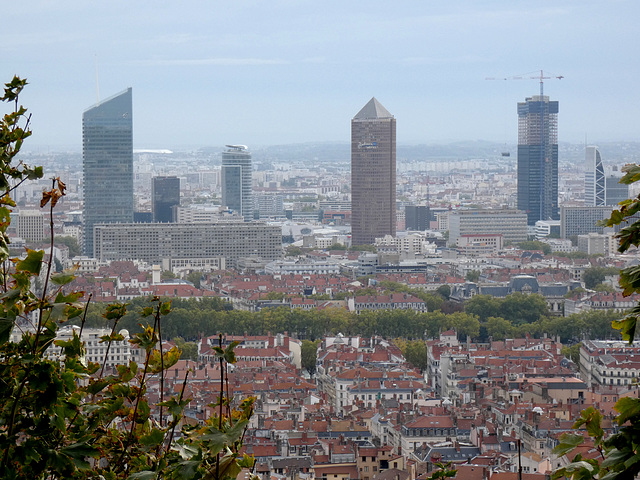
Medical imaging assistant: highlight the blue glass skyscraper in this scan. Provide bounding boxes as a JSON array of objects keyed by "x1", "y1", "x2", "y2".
[
  {"x1": 82, "y1": 88, "x2": 134, "y2": 255},
  {"x1": 517, "y1": 94, "x2": 559, "y2": 225}
]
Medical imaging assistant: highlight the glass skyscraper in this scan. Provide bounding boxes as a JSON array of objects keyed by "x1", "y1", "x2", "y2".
[
  {"x1": 152, "y1": 176, "x2": 180, "y2": 222},
  {"x1": 350, "y1": 97, "x2": 396, "y2": 245},
  {"x1": 82, "y1": 88, "x2": 134, "y2": 256},
  {"x1": 221, "y1": 145, "x2": 253, "y2": 220},
  {"x1": 517, "y1": 94, "x2": 559, "y2": 226}
]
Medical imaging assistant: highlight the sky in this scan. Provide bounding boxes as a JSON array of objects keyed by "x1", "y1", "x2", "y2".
[{"x1": 3, "y1": 0, "x2": 639, "y2": 150}]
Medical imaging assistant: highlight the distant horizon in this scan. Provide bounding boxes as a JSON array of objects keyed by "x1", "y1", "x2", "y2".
[{"x1": 20, "y1": 138, "x2": 640, "y2": 155}]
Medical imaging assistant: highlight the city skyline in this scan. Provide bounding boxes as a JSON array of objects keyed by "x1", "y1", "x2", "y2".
[{"x1": 3, "y1": 2, "x2": 639, "y2": 149}]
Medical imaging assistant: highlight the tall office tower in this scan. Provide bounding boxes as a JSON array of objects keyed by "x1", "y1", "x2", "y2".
[
  {"x1": 152, "y1": 176, "x2": 180, "y2": 222},
  {"x1": 351, "y1": 98, "x2": 396, "y2": 245},
  {"x1": 585, "y1": 146, "x2": 605, "y2": 206},
  {"x1": 82, "y1": 88, "x2": 133, "y2": 256},
  {"x1": 517, "y1": 94, "x2": 559, "y2": 225},
  {"x1": 221, "y1": 145, "x2": 253, "y2": 220}
]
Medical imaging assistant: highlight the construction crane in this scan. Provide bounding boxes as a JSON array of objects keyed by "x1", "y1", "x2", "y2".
[{"x1": 485, "y1": 69, "x2": 564, "y2": 94}]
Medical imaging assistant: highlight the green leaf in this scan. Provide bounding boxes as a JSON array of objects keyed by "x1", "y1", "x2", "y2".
[
  {"x1": 59, "y1": 442, "x2": 99, "y2": 470},
  {"x1": 615, "y1": 397, "x2": 640, "y2": 425},
  {"x1": 553, "y1": 433, "x2": 585, "y2": 456},
  {"x1": 15, "y1": 248, "x2": 43, "y2": 274},
  {"x1": 0, "y1": 316, "x2": 15, "y2": 343},
  {"x1": 140, "y1": 427, "x2": 165, "y2": 447},
  {"x1": 50, "y1": 268, "x2": 77, "y2": 286},
  {"x1": 127, "y1": 471, "x2": 157, "y2": 480}
]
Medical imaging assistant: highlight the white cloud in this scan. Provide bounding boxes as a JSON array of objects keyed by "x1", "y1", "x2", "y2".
[{"x1": 132, "y1": 58, "x2": 290, "y2": 67}]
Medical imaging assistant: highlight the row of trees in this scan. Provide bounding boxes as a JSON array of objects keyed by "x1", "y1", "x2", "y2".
[{"x1": 76, "y1": 292, "x2": 622, "y2": 346}]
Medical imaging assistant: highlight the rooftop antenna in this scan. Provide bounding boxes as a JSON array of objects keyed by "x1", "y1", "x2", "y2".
[{"x1": 94, "y1": 54, "x2": 100, "y2": 103}]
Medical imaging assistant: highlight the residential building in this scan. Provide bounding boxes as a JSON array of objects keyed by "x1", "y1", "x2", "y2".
[
  {"x1": 152, "y1": 176, "x2": 180, "y2": 222},
  {"x1": 253, "y1": 192, "x2": 285, "y2": 218},
  {"x1": 82, "y1": 88, "x2": 134, "y2": 256},
  {"x1": 456, "y1": 234, "x2": 504, "y2": 255},
  {"x1": 577, "y1": 232, "x2": 614, "y2": 255},
  {"x1": 351, "y1": 98, "x2": 396, "y2": 245},
  {"x1": 448, "y1": 209, "x2": 527, "y2": 246},
  {"x1": 93, "y1": 222, "x2": 282, "y2": 267},
  {"x1": 347, "y1": 294, "x2": 427, "y2": 314},
  {"x1": 517, "y1": 94, "x2": 559, "y2": 225},
  {"x1": 584, "y1": 146, "x2": 605, "y2": 206},
  {"x1": 580, "y1": 340, "x2": 640, "y2": 387},
  {"x1": 221, "y1": 144, "x2": 253, "y2": 220}
]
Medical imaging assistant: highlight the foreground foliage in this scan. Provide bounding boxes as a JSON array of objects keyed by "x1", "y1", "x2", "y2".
[
  {"x1": 553, "y1": 165, "x2": 640, "y2": 479},
  {"x1": 0, "y1": 77, "x2": 255, "y2": 479}
]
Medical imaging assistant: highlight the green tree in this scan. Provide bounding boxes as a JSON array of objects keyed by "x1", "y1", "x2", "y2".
[
  {"x1": 436, "y1": 285, "x2": 451, "y2": 300},
  {"x1": 174, "y1": 336, "x2": 199, "y2": 360},
  {"x1": 186, "y1": 270, "x2": 203, "y2": 288},
  {"x1": 499, "y1": 293, "x2": 549, "y2": 325},
  {"x1": 301, "y1": 339, "x2": 319, "y2": 374},
  {"x1": 350, "y1": 244, "x2": 377, "y2": 252},
  {"x1": 465, "y1": 270, "x2": 480, "y2": 282},
  {"x1": 561, "y1": 343, "x2": 581, "y2": 364},
  {"x1": 518, "y1": 240, "x2": 552, "y2": 255},
  {"x1": 56, "y1": 235, "x2": 81, "y2": 258},
  {"x1": 583, "y1": 266, "x2": 619, "y2": 289},
  {"x1": 161, "y1": 269, "x2": 176, "y2": 281},
  {"x1": 285, "y1": 245, "x2": 303, "y2": 256},
  {"x1": 485, "y1": 316, "x2": 515, "y2": 341},
  {"x1": 402, "y1": 339, "x2": 428, "y2": 371},
  {"x1": 465, "y1": 295, "x2": 501, "y2": 321}
]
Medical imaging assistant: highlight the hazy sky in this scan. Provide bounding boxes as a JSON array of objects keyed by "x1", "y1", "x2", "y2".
[{"x1": 3, "y1": 1, "x2": 639, "y2": 149}]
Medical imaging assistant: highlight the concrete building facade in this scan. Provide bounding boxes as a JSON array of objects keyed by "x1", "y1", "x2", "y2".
[
  {"x1": 448, "y1": 210, "x2": 527, "y2": 246},
  {"x1": 560, "y1": 206, "x2": 611, "y2": 239},
  {"x1": 93, "y1": 222, "x2": 282, "y2": 267}
]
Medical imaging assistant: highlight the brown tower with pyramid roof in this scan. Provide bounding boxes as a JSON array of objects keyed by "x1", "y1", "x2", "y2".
[{"x1": 351, "y1": 97, "x2": 396, "y2": 245}]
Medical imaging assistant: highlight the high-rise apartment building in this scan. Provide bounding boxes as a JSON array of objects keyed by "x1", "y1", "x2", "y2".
[
  {"x1": 517, "y1": 94, "x2": 559, "y2": 225},
  {"x1": 585, "y1": 146, "x2": 605, "y2": 206},
  {"x1": 152, "y1": 176, "x2": 180, "y2": 222},
  {"x1": 82, "y1": 88, "x2": 133, "y2": 255},
  {"x1": 221, "y1": 145, "x2": 253, "y2": 220},
  {"x1": 351, "y1": 98, "x2": 396, "y2": 245}
]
